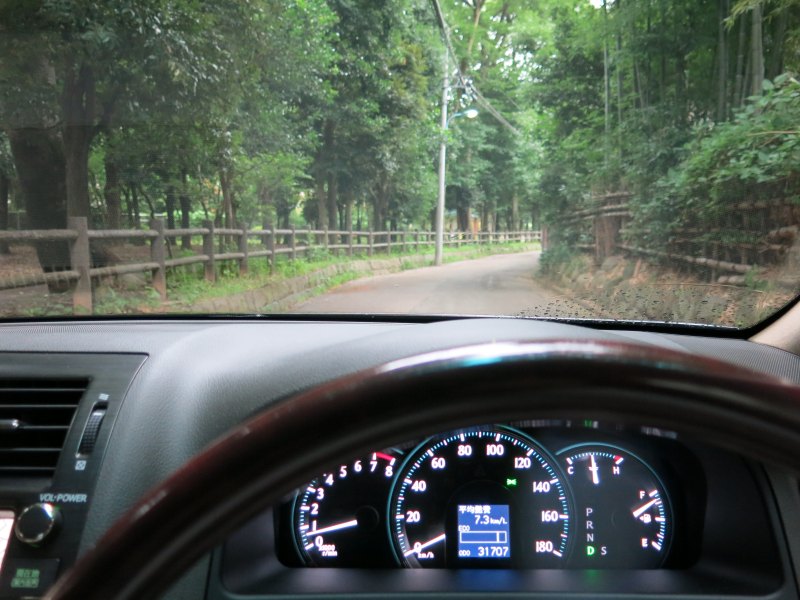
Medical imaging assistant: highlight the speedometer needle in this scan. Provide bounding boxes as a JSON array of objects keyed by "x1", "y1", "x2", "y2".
[
  {"x1": 632, "y1": 499, "x2": 658, "y2": 518},
  {"x1": 309, "y1": 519, "x2": 359, "y2": 536},
  {"x1": 404, "y1": 533, "x2": 446, "y2": 557}
]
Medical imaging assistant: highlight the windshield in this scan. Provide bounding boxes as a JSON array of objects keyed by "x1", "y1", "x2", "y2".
[{"x1": 0, "y1": 0, "x2": 797, "y2": 328}]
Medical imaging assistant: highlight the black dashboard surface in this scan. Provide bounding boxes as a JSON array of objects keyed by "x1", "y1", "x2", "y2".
[{"x1": 0, "y1": 317, "x2": 799, "y2": 599}]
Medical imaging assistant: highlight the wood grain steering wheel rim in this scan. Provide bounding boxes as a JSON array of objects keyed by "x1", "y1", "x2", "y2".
[{"x1": 44, "y1": 340, "x2": 800, "y2": 599}]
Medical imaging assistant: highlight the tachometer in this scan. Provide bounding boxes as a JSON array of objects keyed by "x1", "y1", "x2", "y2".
[
  {"x1": 390, "y1": 427, "x2": 571, "y2": 568},
  {"x1": 293, "y1": 450, "x2": 401, "y2": 566},
  {"x1": 558, "y1": 444, "x2": 672, "y2": 568}
]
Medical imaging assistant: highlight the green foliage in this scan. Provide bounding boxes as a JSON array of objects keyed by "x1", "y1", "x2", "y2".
[
  {"x1": 627, "y1": 75, "x2": 800, "y2": 247},
  {"x1": 539, "y1": 243, "x2": 578, "y2": 276},
  {"x1": 2, "y1": 0, "x2": 798, "y2": 266}
]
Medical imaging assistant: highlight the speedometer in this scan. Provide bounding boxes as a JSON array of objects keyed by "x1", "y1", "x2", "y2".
[{"x1": 389, "y1": 427, "x2": 572, "y2": 568}]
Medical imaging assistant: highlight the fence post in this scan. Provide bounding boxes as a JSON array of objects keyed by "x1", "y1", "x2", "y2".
[
  {"x1": 324, "y1": 227, "x2": 329, "y2": 254},
  {"x1": 290, "y1": 226, "x2": 297, "y2": 261},
  {"x1": 368, "y1": 228, "x2": 374, "y2": 257},
  {"x1": 348, "y1": 226, "x2": 354, "y2": 257},
  {"x1": 68, "y1": 216, "x2": 92, "y2": 314},
  {"x1": 269, "y1": 224, "x2": 276, "y2": 274},
  {"x1": 149, "y1": 218, "x2": 167, "y2": 301},
  {"x1": 202, "y1": 220, "x2": 216, "y2": 282},
  {"x1": 238, "y1": 223, "x2": 249, "y2": 275},
  {"x1": 401, "y1": 231, "x2": 407, "y2": 253},
  {"x1": 386, "y1": 232, "x2": 392, "y2": 255}
]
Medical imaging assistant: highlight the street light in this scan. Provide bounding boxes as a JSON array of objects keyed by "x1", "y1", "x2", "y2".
[{"x1": 434, "y1": 107, "x2": 478, "y2": 266}]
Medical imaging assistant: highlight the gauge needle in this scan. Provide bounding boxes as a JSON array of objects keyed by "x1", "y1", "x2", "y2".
[
  {"x1": 309, "y1": 519, "x2": 359, "y2": 536},
  {"x1": 589, "y1": 454, "x2": 600, "y2": 485},
  {"x1": 404, "y1": 533, "x2": 446, "y2": 557},
  {"x1": 631, "y1": 499, "x2": 658, "y2": 518}
]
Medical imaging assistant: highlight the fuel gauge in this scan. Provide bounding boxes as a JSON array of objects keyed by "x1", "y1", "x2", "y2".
[{"x1": 558, "y1": 444, "x2": 671, "y2": 568}]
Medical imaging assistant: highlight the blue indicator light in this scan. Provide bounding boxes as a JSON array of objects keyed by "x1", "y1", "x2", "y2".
[{"x1": 456, "y1": 504, "x2": 511, "y2": 559}]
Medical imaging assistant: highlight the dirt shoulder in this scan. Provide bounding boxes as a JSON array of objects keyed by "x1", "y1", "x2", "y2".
[{"x1": 540, "y1": 253, "x2": 796, "y2": 328}]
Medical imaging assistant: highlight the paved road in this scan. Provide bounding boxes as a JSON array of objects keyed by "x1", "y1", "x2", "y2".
[{"x1": 292, "y1": 251, "x2": 562, "y2": 316}]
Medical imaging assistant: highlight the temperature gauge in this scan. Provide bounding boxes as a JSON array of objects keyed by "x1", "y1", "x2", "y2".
[
  {"x1": 558, "y1": 444, "x2": 671, "y2": 568},
  {"x1": 293, "y1": 450, "x2": 401, "y2": 566}
]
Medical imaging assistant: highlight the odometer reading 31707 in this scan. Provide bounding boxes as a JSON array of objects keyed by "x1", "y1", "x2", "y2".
[{"x1": 389, "y1": 427, "x2": 572, "y2": 568}]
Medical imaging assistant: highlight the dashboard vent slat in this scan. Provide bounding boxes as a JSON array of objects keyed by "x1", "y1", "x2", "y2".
[{"x1": 0, "y1": 379, "x2": 88, "y2": 477}]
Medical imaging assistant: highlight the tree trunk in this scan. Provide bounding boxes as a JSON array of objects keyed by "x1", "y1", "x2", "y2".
[
  {"x1": 131, "y1": 185, "x2": 142, "y2": 226},
  {"x1": 123, "y1": 186, "x2": 133, "y2": 228},
  {"x1": 603, "y1": 0, "x2": 611, "y2": 153},
  {"x1": 219, "y1": 168, "x2": 235, "y2": 246},
  {"x1": 180, "y1": 169, "x2": 191, "y2": 249},
  {"x1": 615, "y1": 0, "x2": 623, "y2": 131},
  {"x1": 372, "y1": 172, "x2": 388, "y2": 232},
  {"x1": 768, "y1": 7, "x2": 788, "y2": 80},
  {"x1": 674, "y1": 8, "x2": 688, "y2": 120},
  {"x1": 751, "y1": 4, "x2": 764, "y2": 96},
  {"x1": 327, "y1": 170, "x2": 338, "y2": 231},
  {"x1": 740, "y1": 36, "x2": 752, "y2": 107},
  {"x1": 659, "y1": 0, "x2": 667, "y2": 104},
  {"x1": 61, "y1": 63, "x2": 96, "y2": 219},
  {"x1": 165, "y1": 184, "x2": 177, "y2": 230},
  {"x1": 343, "y1": 190, "x2": 353, "y2": 232},
  {"x1": 511, "y1": 194, "x2": 520, "y2": 231},
  {"x1": 314, "y1": 175, "x2": 327, "y2": 229},
  {"x1": 103, "y1": 150, "x2": 121, "y2": 229},
  {"x1": 140, "y1": 186, "x2": 156, "y2": 220},
  {"x1": 734, "y1": 11, "x2": 747, "y2": 108},
  {"x1": 716, "y1": 0, "x2": 729, "y2": 121},
  {"x1": 6, "y1": 128, "x2": 70, "y2": 289},
  {"x1": 633, "y1": 61, "x2": 646, "y2": 109},
  {"x1": 323, "y1": 119, "x2": 336, "y2": 230},
  {"x1": 0, "y1": 173, "x2": 9, "y2": 254}
]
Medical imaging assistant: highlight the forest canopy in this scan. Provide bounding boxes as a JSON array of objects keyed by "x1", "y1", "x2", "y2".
[{"x1": 0, "y1": 0, "x2": 798, "y2": 267}]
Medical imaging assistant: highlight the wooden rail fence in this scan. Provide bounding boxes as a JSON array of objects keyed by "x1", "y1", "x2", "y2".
[
  {"x1": 562, "y1": 193, "x2": 800, "y2": 285},
  {"x1": 0, "y1": 217, "x2": 541, "y2": 312}
]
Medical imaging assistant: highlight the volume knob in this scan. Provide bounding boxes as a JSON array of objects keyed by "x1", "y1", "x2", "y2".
[{"x1": 14, "y1": 503, "x2": 61, "y2": 545}]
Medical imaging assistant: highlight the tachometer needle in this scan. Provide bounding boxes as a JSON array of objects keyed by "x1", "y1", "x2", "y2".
[
  {"x1": 631, "y1": 499, "x2": 658, "y2": 518},
  {"x1": 404, "y1": 533, "x2": 446, "y2": 557},
  {"x1": 309, "y1": 519, "x2": 359, "y2": 536},
  {"x1": 589, "y1": 454, "x2": 600, "y2": 485}
]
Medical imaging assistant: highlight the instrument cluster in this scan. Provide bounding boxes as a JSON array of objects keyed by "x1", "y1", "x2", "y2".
[{"x1": 277, "y1": 422, "x2": 705, "y2": 570}]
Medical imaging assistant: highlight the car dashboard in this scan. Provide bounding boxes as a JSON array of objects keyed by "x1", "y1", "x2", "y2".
[{"x1": 0, "y1": 317, "x2": 798, "y2": 599}]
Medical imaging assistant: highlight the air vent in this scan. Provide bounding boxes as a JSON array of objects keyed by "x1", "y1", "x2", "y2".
[{"x1": 0, "y1": 379, "x2": 88, "y2": 477}]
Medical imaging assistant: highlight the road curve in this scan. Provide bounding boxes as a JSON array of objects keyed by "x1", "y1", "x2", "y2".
[{"x1": 291, "y1": 251, "x2": 561, "y2": 316}]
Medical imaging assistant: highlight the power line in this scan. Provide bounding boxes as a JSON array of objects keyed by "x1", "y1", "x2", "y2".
[{"x1": 429, "y1": 0, "x2": 521, "y2": 136}]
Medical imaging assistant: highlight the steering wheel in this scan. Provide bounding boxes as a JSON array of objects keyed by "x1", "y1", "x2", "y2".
[{"x1": 44, "y1": 340, "x2": 800, "y2": 599}]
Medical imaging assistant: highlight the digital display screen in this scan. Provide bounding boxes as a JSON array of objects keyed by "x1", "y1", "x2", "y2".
[
  {"x1": 457, "y1": 504, "x2": 511, "y2": 559},
  {"x1": 0, "y1": 511, "x2": 14, "y2": 575}
]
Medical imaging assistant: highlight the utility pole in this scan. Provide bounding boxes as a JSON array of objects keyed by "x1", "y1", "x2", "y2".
[{"x1": 435, "y1": 50, "x2": 449, "y2": 267}]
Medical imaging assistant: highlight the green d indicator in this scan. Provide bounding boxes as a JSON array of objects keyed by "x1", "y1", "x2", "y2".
[{"x1": 586, "y1": 545, "x2": 596, "y2": 556}]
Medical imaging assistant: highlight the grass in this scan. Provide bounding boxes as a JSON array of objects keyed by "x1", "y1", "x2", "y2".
[{"x1": 165, "y1": 240, "x2": 539, "y2": 310}]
